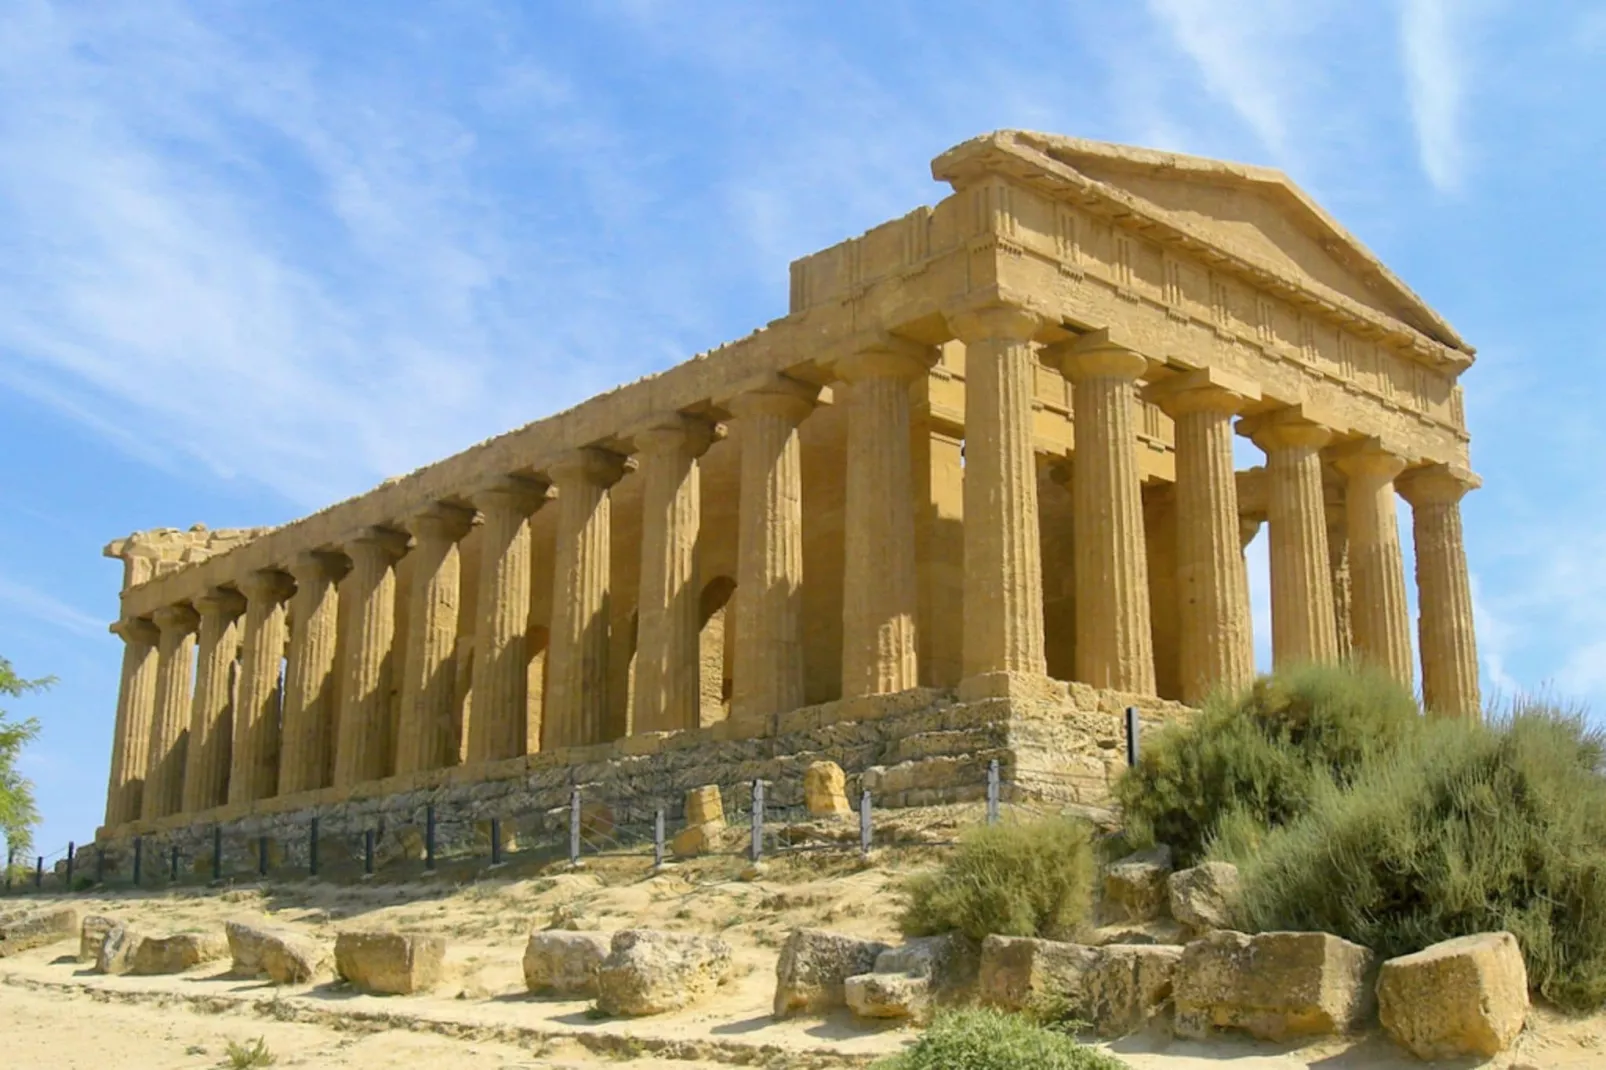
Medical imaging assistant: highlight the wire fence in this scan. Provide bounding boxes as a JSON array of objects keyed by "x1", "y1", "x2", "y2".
[{"x1": 3, "y1": 708, "x2": 1147, "y2": 899}]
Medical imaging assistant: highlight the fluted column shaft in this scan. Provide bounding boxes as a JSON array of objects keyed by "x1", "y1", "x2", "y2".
[
  {"x1": 1248, "y1": 416, "x2": 1339, "y2": 667},
  {"x1": 635, "y1": 419, "x2": 715, "y2": 733},
  {"x1": 142, "y1": 604, "x2": 198, "y2": 820},
  {"x1": 105, "y1": 618, "x2": 159, "y2": 827},
  {"x1": 1151, "y1": 374, "x2": 1257, "y2": 703},
  {"x1": 838, "y1": 346, "x2": 928, "y2": 697},
  {"x1": 949, "y1": 307, "x2": 1046, "y2": 681},
  {"x1": 545, "y1": 450, "x2": 627, "y2": 748},
  {"x1": 397, "y1": 504, "x2": 474, "y2": 773},
  {"x1": 1400, "y1": 464, "x2": 1482, "y2": 717},
  {"x1": 1056, "y1": 338, "x2": 1155, "y2": 694},
  {"x1": 279, "y1": 551, "x2": 345, "y2": 795},
  {"x1": 182, "y1": 589, "x2": 244, "y2": 813},
  {"x1": 467, "y1": 478, "x2": 547, "y2": 762},
  {"x1": 1336, "y1": 446, "x2": 1414, "y2": 687},
  {"x1": 730, "y1": 382, "x2": 816, "y2": 721},
  {"x1": 1327, "y1": 512, "x2": 1354, "y2": 662},
  {"x1": 333, "y1": 530, "x2": 406, "y2": 787},
  {"x1": 228, "y1": 570, "x2": 293, "y2": 804}
]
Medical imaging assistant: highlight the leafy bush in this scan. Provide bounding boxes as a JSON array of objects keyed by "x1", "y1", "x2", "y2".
[
  {"x1": 872, "y1": 1008, "x2": 1127, "y2": 1070},
  {"x1": 1115, "y1": 663, "x2": 1422, "y2": 864},
  {"x1": 898, "y1": 816, "x2": 1095, "y2": 943},
  {"x1": 1217, "y1": 702, "x2": 1606, "y2": 1012}
]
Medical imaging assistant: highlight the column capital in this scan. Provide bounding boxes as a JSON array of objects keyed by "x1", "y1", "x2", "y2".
[
  {"x1": 110, "y1": 617, "x2": 159, "y2": 645},
  {"x1": 830, "y1": 334, "x2": 937, "y2": 385},
  {"x1": 194, "y1": 587, "x2": 247, "y2": 620},
  {"x1": 943, "y1": 299, "x2": 1049, "y2": 344},
  {"x1": 1042, "y1": 328, "x2": 1149, "y2": 383},
  {"x1": 546, "y1": 447, "x2": 631, "y2": 491},
  {"x1": 404, "y1": 500, "x2": 476, "y2": 542},
  {"x1": 633, "y1": 414, "x2": 720, "y2": 459},
  {"x1": 727, "y1": 376, "x2": 820, "y2": 425},
  {"x1": 1143, "y1": 366, "x2": 1262, "y2": 416},
  {"x1": 1239, "y1": 514, "x2": 1264, "y2": 551},
  {"x1": 1332, "y1": 436, "x2": 1410, "y2": 483},
  {"x1": 288, "y1": 548, "x2": 350, "y2": 585},
  {"x1": 1239, "y1": 404, "x2": 1339, "y2": 452},
  {"x1": 238, "y1": 568, "x2": 296, "y2": 603},
  {"x1": 468, "y1": 474, "x2": 552, "y2": 515},
  {"x1": 1397, "y1": 462, "x2": 1481, "y2": 506},
  {"x1": 341, "y1": 526, "x2": 409, "y2": 563},
  {"x1": 152, "y1": 602, "x2": 200, "y2": 635}
]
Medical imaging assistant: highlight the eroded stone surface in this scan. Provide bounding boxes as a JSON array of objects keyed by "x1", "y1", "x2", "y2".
[
  {"x1": 595, "y1": 929, "x2": 733, "y2": 1016},
  {"x1": 226, "y1": 918, "x2": 330, "y2": 984},
  {"x1": 1174, "y1": 930, "x2": 1375, "y2": 1041},
  {"x1": 1377, "y1": 931, "x2": 1528, "y2": 1060},
  {"x1": 129, "y1": 931, "x2": 229, "y2": 975},
  {"x1": 773, "y1": 929, "x2": 889, "y2": 1018},
  {"x1": 334, "y1": 930, "x2": 446, "y2": 995},
  {"x1": 1168, "y1": 862, "x2": 1241, "y2": 934},
  {"x1": 79, "y1": 914, "x2": 118, "y2": 963},
  {"x1": 1104, "y1": 846, "x2": 1174, "y2": 923},
  {"x1": 0, "y1": 907, "x2": 78, "y2": 958},
  {"x1": 803, "y1": 761, "x2": 853, "y2": 818},
  {"x1": 523, "y1": 930, "x2": 611, "y2": 998}
]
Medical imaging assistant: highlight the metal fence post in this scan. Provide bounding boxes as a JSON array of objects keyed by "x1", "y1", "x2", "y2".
[
  {"x1": 308, "y1": 816, "x2": 320, "y2": 878},
  {"x1": 425, "y1": 805, "x2": 436, "y2": 872},
  {"x1": 363, "y1": 829, "x2": 376, "y2": 878},
  {"x1": 750, "y1": 779, "x2": 764, "y2": 863},
  {"x1": 1125, "y1": 706, "x2": 1140, "y2": 767},
  {"x1": 987, "y1": 759, "x2": 1002, "y2": 825},
  {"x1": 168, "y1": 845, "x2": 179, "y2": 883},
  {"x1": 654, "y1": 808, "x2": 665, "y2": 869},
  {"x1": 859, "y1": 789, "x2": 872, "y2": 857},
  {"x1": 4, "y1": 845, "x2": 14, "y2": 892},
  {"x1": 132, "y1": 836, "x2": 143, "y2": 886},
  {"x1": 65, "y1": 842, "x2": 75, "y2": 890},
  {"x1": 257, "y1": 835, "x2": 269, "y2": 878},
  {"x1": 212, "y1": 827, "x2": 223, "y2": 883},
  {"x1": 489, "y1": 817, "x2": 503, "y2": 867},
  {"x1": 568, "y1": 788, "x2": 582, "y2": 866},
  {"x1": 34, "y1": 855, "x2": 43, "y2": 888}
]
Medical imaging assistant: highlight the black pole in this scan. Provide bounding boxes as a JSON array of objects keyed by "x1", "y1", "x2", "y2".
[
  {"x1": 65, "y1": 842, "x2": 75, "y2": 890},
  {"x1": 132, "y1": 836, "x2": 143, "y2": 886},
  {"x1": 34, "y1": 855, "x2": 43, "y2": 888},
  {"x1": 257, "y1": 836, "x2": 269, "y2": 878},
  {"x1": 424, "y1": 805, "x2": 436, "y2": 871},
  {"x1": 95, "y1": 846, "x2": 105, "y2": 886},
  {"x1": 309, "y1": 816, "x2": 320, "y2": 878},
  {"x1": 169, "y1": 845, "x2": 179, "y2": 883},
  {"x1": 363, "y1": 829, "x2": 375, "y2": 878},
  {"x1": 986, "y1": 759, "x2": 1000, "y2": 825},
  {"x1": 1125, "y1": 706, "x2": 1141, "y2": 766},
  {"x1": 212, "y1": 827, "x2": 223, "y2": 883},
  {"x1": 489, "y1": 818, "x2": 503, "y2": 867},
  {"x1": 750, "y1": 779, "x2": 764, "y2": 864},
  {"x1": 4, "y1": 845, "x2": 14, "y2": 892},
  {"x1": 654, "y1": 808, "x2": 665, "y2": 869}
]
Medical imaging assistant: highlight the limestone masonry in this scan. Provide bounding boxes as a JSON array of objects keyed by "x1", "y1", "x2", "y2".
[{"x1": 95, "y1": 133, "x2": 1481, "y2": 842}]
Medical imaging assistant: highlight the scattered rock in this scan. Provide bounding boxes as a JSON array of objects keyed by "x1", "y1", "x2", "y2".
[
  {"x1": 95, "y1": 924, "x2": 142, "y2": 975},
  {"x1": 1174, "y1": 930, "x2": 1376, "y2": 1041},
  {"x1": 773, "y1": 929, "x2": 890, "y2": 1017},
  {"x1": 225, "y1": 919, "x2": 330, "y2": 984},
  {"x1": 978, "y1": 935, "x2": 1101, "y2": 1014},
  {"x1": 1168, "y1": 862, "x2": 1241, "y2": 934},
  {"x1": 804, "y1": 761, "x2": 853, "y2": 818},
  {"x1": 129, "y1": 931, "x2": 230, "y2": 975},
  {"x1": 684, "y1": 785, "x2": 724, "y2": 825},
  {"x1": 1103, "y1": 846, "x2": 1174, "y2": 923},
  {"x1": 334, "y1": 931, "x2": 446, "y2": 995},
  {"x1": 846, "y1": 971, "x2": 930, "y2": 1020},
  {"x1": 0, "y1": 907, "x2": 78, "y2": 958},
  {"x1": 1091, "y1": 920, "x2": 1186, "y2": 947},
  {"x1": 524, "y1": 930, "x2": 611, "y2": 997},
  {"x1": 977, "y1": 936, "x2": 1179, "y2": 1035},
  {"x1": 79, "y1": 915, "x2": 118, "y2": 963},
  {"x1": 670, "y1": 821, "x2": 725, "y2": 858},
  {"x1": 595, "y1": 929, "x2": 733, "y2": 1016},
  {"x1": 1378, "y1": 932, "x2": 1528, "y2": 1060},
  {"x1": 1086, "y1": 944, "x2": 1183, "y2": 1036}
]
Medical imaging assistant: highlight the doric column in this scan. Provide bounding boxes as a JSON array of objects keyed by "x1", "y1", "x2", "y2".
[
  {"x1": 544, "y1": 449, "x2": 628, "y2": 748},
  {"x1": 397, "y1": 503, "x2": 475, "y2": 773},
  {"x1": 728, "y1": 379, "x2": 817, "y2": 721},
  {"x1": 1046, "y1": 331, "x2": 1155, "y2": 694},
  {"x1": 141, "y1": 604, "x2": 198, "y2": 821},
  {"x1": 1244, "y1": 409, "x2": 1339, "y2": 667},
  {"x1": 1147, "y1": 369, "x2": 1259, "y2": 703},
  {"x1": 333, "y1": 529, "x2": 407, "y2": 787},
  {"x1": 1334, "y1": 440, "x2": 1414, "y2": 688},
  {"x1": 105, "y1": 617, "x2": 159, "y2": 827},
  {"x1": 947, "y1": 305, "x2": 1047, "y2": 685},
  {"x1": 1399, "y1": 463, "x2": 1482, "y2": 717},
  {"x1": 228, "y1": 569, "x2": 294, "y2": 804},
  {"x1": 836, "y1": 340, "x2": 932, "y2": 697},
  {"x1": 634, "y1": 416, "x2": 717, "y2": 733},
  {"x1": 279, "y1": 551, "x2": 346, "y2": 795},
  {"x1": 181, "y1": 588, "x2": 245, "y2": 813},
  {"x1": 465, "y1": 477, "x2": 550, "y2": 761},
  {"x1": 1326, "y1": 502, "x2": 1354, "y2": 663},
  {"x1": 1239, "y1": 514, "x2": 1263, "y2": 666}
]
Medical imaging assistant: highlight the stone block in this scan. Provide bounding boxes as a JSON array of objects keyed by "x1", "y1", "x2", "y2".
[
  {"x1": 845, "y1": 971, "x2": 930, "y2": 1020},
  {"x1": 1377, "y1": 932, "x2": 1528, "y2": 1060},
  {"x1": 1168, "y1": 862, "x2": 1241, "y2": 934},
  {"x1": 1174, "y1": 930, "x2": 1376, "y2": 1041},
  {"x1": 0, "y1": 907, "x2": 78, "y2": 958},
  {"x1": 773, "y1": 929, "x2": 890, "y2": 1018},
  {"x1": 595, "y1": 929, "x2": 734, "y2": 1016},
  {"x1": 978, "y1": 935, "x2": 1102, "y2": 1013},
  {"x1": 670, "y1": 820, "x2": 725, "y2": 858},
  {"x1": 95, "y1": 924, "x2": 141, "y2": 974},
  {"x1": 1085, "y1": 944, "x2": 1183, "y2": 1036},
  {"x1": 335, "y1": 930, "x2": 446, "y2": 995},
  {"x1": 129, "y1": 931, "x2": 230, "y2": 975},
  {"x1": 684, "y1": 785, "x2": 724, "y2": 825},
  {"x1": 803, "y1": 761, "x2": 853, "y2": 818},
  {"x1": 523, "y1": 930, "x2": 611, "y2": 997},
  {"x1": 79, "y1": 914, "x2": 118, "y2": 962},
  {"x1": 1103, "y1": 845, "x2": 1174, "y2": 923},
  {"x1": 226, "y1": 919, "x2": 331, "y2": 984}
]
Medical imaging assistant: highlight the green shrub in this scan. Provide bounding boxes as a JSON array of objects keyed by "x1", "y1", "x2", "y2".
[
  {"x1": 1216, "y1": 702, "x2": 1606, "y2": 1012},
  {"x1": 1115, "y1": 662, "x2": 1422, "y2": 864},
  {"x1": 872, "y1": 1008, "x2": 1127, "y2": 1070},
  {"x1": 898, "y1": 816, "x2": 1096, "y2": 943}
]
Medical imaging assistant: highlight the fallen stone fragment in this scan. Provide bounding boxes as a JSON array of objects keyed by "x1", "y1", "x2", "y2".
[
  {"x1": 95, "y1": 923, "x2": 142, "y2": 975},
  {"x1": 1103, "y1": 846, "x2": 1173, "y2": 923},
  {"x1": 1378, "y1": 931, "x2": 1528, "y2": 1061},
  {"x1": 1086, "y1": 944, "x2": 1183, "y2": 1036},
  {"x1": 595, "y1": 929, "x2": 733, "y2": 1016},
  {"x1": 1167, "y1": 862, "x2": 1241, "y2": 934},
  {"x1": 773, "y1": 929, "x2": 890, "y2": 1017},
  {"x1": 334, "y1": 930, "x2": 446, "y2": 995},
  {"x1": 129, "y1": 931, "x2": 230, "y2": 975},
  {"x1": 524, "y1": 930, "x2": 611, "y2": 997},
  {"x1": 0, "y1": 907, "x2": 78, "y2": 958},
  {"x1": 977, "y1": 936, "x2": 1179, "y2": 1035},
  {"x1": 978, "y1": 934, "x2": 1101, "y2": 1014},
  {"x1": 846, "y1": 971, "x2": 930, "y2": 1020},
  {"x1": 79, "y1": 914, "x2": 118, "y2": 963},
  {"x1": 684, "y1": 785, "x2": 724, "y2": 825},
  {"x1": 670, "y1": 821, "x2": 725, "y2": 858},
  {"x1": 225, "y1": 918, "x2": 331, "y2": 984},
  {"x1": 1174, "y1": 930, "x2": 1375, "y2": 1041},
  {"x1": 804, "y1": 761, "x2": 854, "y2": 818}
]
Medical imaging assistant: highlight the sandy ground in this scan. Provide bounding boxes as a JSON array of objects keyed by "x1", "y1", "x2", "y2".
[{"x1": 1, "y1": 847, "x2": 1602, "y2": 1068}]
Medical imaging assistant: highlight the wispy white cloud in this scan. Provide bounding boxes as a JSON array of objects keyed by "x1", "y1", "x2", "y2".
[
  {"x1": 0, "y1": 576, "x2": 104, "y2": 638},
  {"x1": 1399, "y1": 0, "x2": 1469, "y2": 192}
]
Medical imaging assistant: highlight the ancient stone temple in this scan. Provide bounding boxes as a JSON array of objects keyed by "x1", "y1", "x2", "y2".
[{"x1": 96, "y1": 133, "x2": 1479, "y2": 845}]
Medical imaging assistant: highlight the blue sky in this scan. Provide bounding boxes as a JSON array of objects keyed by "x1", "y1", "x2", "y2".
[{"x1": 2, "y1": 0, "x2": 1603, "y2": 856}]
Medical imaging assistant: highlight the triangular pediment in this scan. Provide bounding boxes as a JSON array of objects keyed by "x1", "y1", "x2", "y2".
[{"x1": 933, "y1": 132, "x2": 1469, "y2": 355}]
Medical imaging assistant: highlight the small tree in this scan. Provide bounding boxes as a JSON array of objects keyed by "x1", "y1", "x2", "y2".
[{"x1": 1, "y1": 656, "x2": 52, "y2": 861}]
